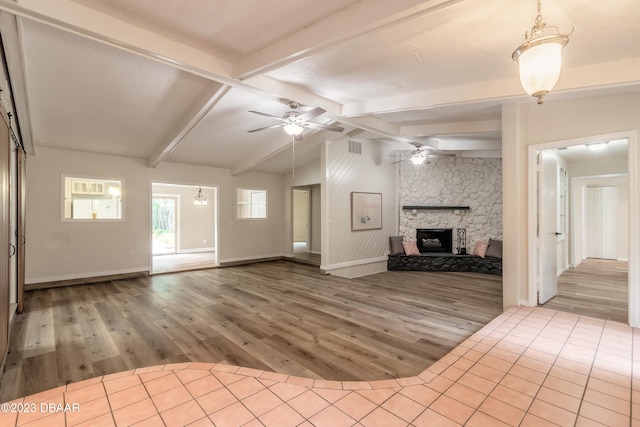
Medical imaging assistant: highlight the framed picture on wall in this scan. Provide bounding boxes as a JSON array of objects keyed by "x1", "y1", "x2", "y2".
[{"x1": 351, "y1": 192, "x2": 382, "y2": 231}]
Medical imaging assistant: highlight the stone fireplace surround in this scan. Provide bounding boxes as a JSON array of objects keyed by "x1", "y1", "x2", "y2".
[{"x1": 398, "y1": 157, "x2": 502, "y2": 253}]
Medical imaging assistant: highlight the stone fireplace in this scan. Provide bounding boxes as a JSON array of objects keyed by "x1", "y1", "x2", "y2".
[{"x1": 416, "y1": 228, "x2": 453, "y2": 253}]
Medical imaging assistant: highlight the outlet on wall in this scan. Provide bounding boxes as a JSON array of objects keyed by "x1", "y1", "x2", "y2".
[
  {"x1": 129, "y1": 249, "x2": 135, "y2": 256},
  {"x1": 203, "y1": 239, "x2": 207, "y2": 243}
]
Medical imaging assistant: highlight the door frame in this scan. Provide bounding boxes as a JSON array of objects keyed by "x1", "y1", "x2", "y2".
[
  {"x1": 149, "y1": 180, "x2": 219, "y2": 274},
  {"x1": 527, "y1": 130, "x2": 639, "y2": 326}
]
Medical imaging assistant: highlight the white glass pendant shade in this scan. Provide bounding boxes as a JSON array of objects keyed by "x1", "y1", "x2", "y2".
[
  {"x1": 283, "y1": 123, "x2": 303, "y2": 135},
  {"x1": 517, "y1": 42, "x2": 563, "y2": 103}
]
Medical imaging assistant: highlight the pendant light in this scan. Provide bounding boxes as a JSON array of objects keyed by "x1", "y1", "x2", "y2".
[
  {"x1": 512, "y1": 0, "x2": 572, "y2": 104},
  {"x1": 193, "y1": 187, "x2": 207, "y2": 205}
]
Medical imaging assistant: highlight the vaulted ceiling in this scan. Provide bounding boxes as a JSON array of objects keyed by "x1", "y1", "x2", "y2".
[{"x1": 1, "y1": 0, "x2": 638, "y2": 174}]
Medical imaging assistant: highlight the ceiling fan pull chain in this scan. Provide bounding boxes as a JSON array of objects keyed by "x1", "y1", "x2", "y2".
[{"x1": 292, "y1": 134, "x2": 295, "y2": 179}]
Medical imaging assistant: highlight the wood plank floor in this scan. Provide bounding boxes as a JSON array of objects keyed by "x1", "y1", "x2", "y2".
[
  {"x1": 152, "y1": 251, "x2": 217, "y2": 274},
  {"x1": 541, "y1": 258, "x2": 628, "y2": 323},
  {"x1": 0, "y1": 261, "x2": 503, "y2": 402}
]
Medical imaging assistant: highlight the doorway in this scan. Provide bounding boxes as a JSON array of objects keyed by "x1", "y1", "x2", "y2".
[
  {"x1": 151, "y1": 183, "x2": 217, "y2": 274},
  {"x1": 529, "y1": 135, "x2": 632, "y2": 323},
  {"x1": 291, "y1": 184, "x2": 321, "y2": 266},
  {"x1": 152, "y1": 196, "x2": 177, "y2": 255},
  {"x1": 293, "y1": 189, "x2": 310, "y2": 254}
]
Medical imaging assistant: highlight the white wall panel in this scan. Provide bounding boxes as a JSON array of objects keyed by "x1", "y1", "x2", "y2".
[{"x1": 323, "y1": 138, "x2": 396, "y2": 278}]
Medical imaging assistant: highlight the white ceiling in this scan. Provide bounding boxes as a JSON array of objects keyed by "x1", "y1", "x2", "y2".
[{"x1": 1, "y1": 0, "x2": 638, "y2": 174}]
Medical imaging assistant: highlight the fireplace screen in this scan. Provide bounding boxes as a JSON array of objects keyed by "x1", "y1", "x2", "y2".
[{"x1": 416, "y1": 228, "x2": 453, "y2": 253}]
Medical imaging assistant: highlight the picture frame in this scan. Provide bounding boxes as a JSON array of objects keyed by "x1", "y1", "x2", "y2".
[{"x1": 351, "y1": 192, "x2": 382, "y2": 231}]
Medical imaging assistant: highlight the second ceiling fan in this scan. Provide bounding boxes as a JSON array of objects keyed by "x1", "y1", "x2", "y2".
[{"x1": 248, "y1": 102, "x2": 344, "y2": 141}]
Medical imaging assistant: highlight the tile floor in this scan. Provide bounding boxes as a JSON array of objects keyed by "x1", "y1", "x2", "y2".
[{"x1": 1, "y1": 306, "x2": 638, "y2": 426}]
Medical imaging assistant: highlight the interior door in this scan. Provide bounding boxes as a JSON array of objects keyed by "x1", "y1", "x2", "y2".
[
  {"x1": 539, "y1": 152, "x2": 558, "y2": 304},
  {"x1": 601, "y1": 186, "x2": 618, "y2": 259},
  {"x1": 586, "y1": 187, "x2": 602, "y2": 258}
]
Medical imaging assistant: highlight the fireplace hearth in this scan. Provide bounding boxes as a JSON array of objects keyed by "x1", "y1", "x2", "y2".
[{"x1": 416, "y1": 228, "x2": 453, "y2": 253}]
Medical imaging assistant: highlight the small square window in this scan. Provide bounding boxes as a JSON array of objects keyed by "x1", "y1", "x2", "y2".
[
  {"x1": 63, "y1": 176, "x2": 123, "y2": 221},
  {"x1": 237, "y1": 188, "x2": 267, "y2": 219}
]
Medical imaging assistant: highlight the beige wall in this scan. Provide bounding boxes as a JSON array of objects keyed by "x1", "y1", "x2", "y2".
[
  {"x1": 502, "y1": 93, "x2": 640, "y2": 319},
  {"x1": 26, "y1": 147, "x2": 286, "y2": 283}
]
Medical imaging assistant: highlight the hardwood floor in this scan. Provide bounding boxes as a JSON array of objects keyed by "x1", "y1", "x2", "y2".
[
  {"x1": 542, "y1": 258, "x2": 628, "y2": 323},
  {"x1": 152, "y1": 251, "x2": 217, "y2": 274},
  {"x1": 0, "y1": 261, "x2": 503, "y2": 402}
]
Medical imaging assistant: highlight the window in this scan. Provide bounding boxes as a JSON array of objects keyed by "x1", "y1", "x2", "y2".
[
  {"x1": 237, "y1": 188, "x2": 267, "y2": 219},
  {"x1": 63, "y1": 176, "x2": 123, "y2": 221}
]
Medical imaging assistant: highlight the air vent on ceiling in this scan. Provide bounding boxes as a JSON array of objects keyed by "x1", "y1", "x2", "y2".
[{"x1": 349, "y1": 140, "x2": 361, "y2": 154}]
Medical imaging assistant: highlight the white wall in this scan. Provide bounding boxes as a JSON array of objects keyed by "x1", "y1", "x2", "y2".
[
  {"x1": 322, "y1": 138, "x2": 397, "y2": 278},
  {"x1": 26, "y1": 147, "x2": 286, "y2": 283},
  {"x1": 502, "y1": 92, "x2": 640, "y2": 325}
]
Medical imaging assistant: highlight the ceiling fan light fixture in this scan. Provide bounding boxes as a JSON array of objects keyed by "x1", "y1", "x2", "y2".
[
  {"x1": 512, "y1": 0, "x2": 571, "y2": 104},
  {"x1": 283, "y1": 123, "x2": 303, "y2": 136},
  {"x1": 410, "y1": 153, "x2": 426, "y2": 165}
]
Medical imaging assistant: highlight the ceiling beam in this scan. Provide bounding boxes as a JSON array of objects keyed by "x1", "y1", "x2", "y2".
[
  {"x1": 342, "y1": 57, "x2": 640, "y2": 117},
  {"x1": 402, "y1": 120, "x2": 502, "y2": 137},
  {"x1": 233, "y1": 0, "x2": 464, "y2": 80},
  {"x1": 147, "y1": 84, "x2": 230, "y2": 168},
  {"x1": 231, "y1": 135, "x2": 298, "y2": 176}
]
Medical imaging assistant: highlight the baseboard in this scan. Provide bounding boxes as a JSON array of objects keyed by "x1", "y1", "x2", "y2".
[
  {"x1": 618, "y1": 257, "x2": 629, "y2": 262},
  {"x1": 177, "y1": 247, "x2": 216, "y2": 254},
  {"x1": 218, "y1": 254, "x2": 287, "y2": 268},
  {"x1": 321, "y1": 256, "x2": 388, "y2": 272},
  {"x1": 25, "y1": 268, "x2": 150, "y2": 291}
]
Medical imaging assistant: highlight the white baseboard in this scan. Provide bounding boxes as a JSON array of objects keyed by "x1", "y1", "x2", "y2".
[
  {"x1": 321, "y1": 256, "x2": 388, "y2": 272},
  {"x1": 25, "y1": 267, "x2": 150, "y2": 285},
  {"x1": 178, "y1": 247, "x2": 216, "y2": 254},
  {"x1": 618, "y1": 257, "x2": 629, "y2": 262}
]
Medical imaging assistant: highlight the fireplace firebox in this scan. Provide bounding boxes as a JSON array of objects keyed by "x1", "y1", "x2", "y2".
[{"x1": 416, "y1": 228, "x2": 453, "y2": 253}]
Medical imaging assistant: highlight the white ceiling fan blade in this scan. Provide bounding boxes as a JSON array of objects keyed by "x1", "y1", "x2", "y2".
[
  {"x1": 296, "y1": 107, "x2": 325, "y2": 122},
  {"x1": 248, "y1": 123, "x2": 283, "y2": 133},
  {"x1": 303, "y1": 122, "x2": 344, "y2": 132},
  {"x1": 248, "y1": 110, "x2": 283, "y2": 120}
]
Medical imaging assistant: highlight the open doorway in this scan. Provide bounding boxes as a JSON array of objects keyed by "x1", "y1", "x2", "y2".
[
  {"x1": 530, "y1": 136, "x2": 630, "y2": 323},
  {"x1": 152, "y1": 196, "x2": 177, "y2": 255},
  {"x1": 291, "y1": 184, "x2": 321, "y2": 266},
  {"x1": 151, "y1": 182, "x2": 217, "y2": 274}
]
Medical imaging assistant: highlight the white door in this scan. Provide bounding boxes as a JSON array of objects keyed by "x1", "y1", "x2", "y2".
[
  {"x1": 586, "y1": 186, "x2": 618, "y2": 259},
  {"x1": 539, "y1": 152, "x2": 558, "y2": 304},
  {"x1": 586, "y1": 187, "x2": 602, "y2": 258}
]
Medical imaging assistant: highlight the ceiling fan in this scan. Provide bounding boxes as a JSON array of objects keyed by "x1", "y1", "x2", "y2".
[
  {"x1": 392, "y1": 142, "x2": 454, "y2": 165},
  {"x1": 247, "y1": 102, "x2": 344, "y2": 141}
]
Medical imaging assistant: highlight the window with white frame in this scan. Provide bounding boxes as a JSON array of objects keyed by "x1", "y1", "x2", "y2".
[
  {"x1": 63, "y1": 176, "x2": 123, "y2": 221},
  {"x1": 237, "y1": 188, "x2": 267, "y2": 219}
]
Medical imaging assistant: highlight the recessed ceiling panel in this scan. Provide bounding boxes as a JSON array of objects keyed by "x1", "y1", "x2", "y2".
[{"x1": 21, "y1": 19, "x2": 216, "y2": 159}]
